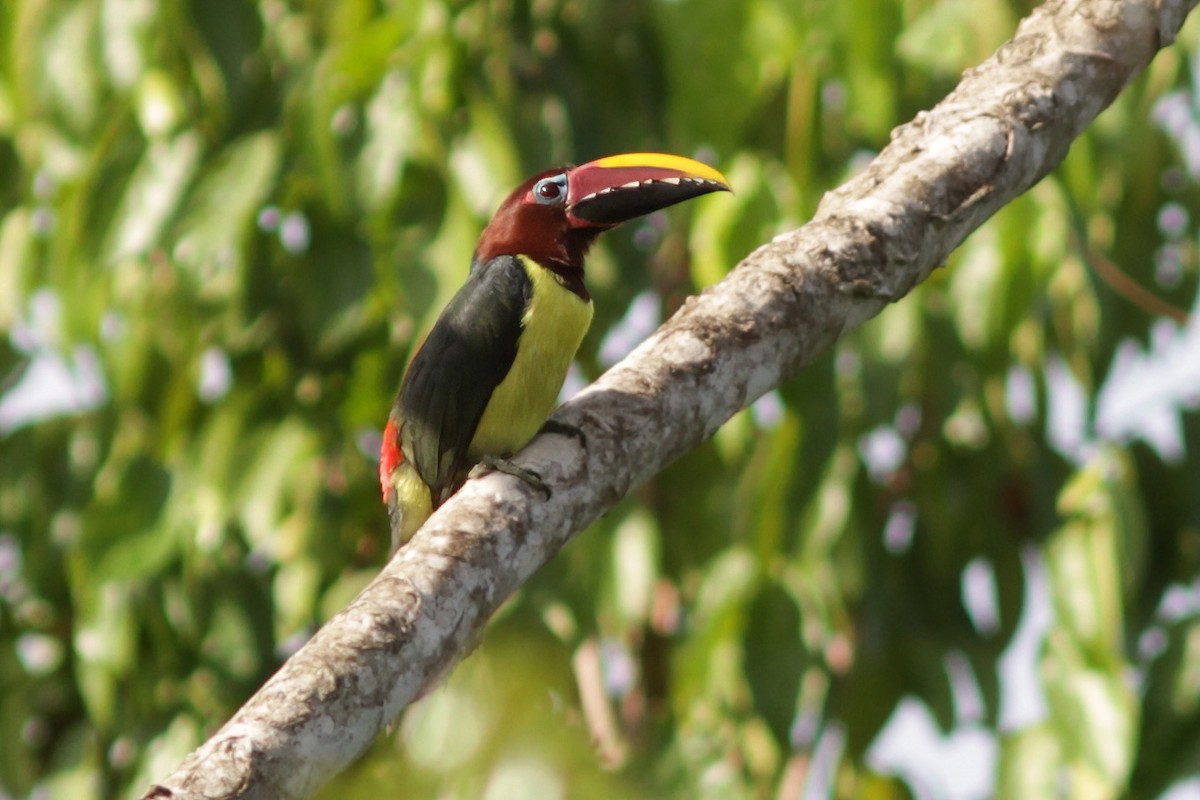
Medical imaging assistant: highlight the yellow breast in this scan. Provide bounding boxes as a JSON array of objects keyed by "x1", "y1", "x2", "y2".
[{"x1": 468, "y1": 256, "x2": 593, "y2": 460}]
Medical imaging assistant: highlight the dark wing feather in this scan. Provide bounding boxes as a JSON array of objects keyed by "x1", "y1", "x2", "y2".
[{"x1": 396, "y1": 255, "x2": 530, "y2": 496}]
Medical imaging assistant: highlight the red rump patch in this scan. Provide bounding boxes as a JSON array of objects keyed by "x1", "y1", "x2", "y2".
[{"x1": 379, "y1": 419, "x2": 403, "y2": 502}]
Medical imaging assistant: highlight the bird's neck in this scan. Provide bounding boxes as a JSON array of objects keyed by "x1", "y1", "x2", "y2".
[
  {"x1": 540, "y1": 258, "x2": 589, "y2": 301},
  {"x1": 539, "y1": 227, "x2": 597, "y2": 300}
]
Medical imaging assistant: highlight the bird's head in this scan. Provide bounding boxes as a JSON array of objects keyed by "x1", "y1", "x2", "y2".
[{"x1": 474, "y1": 153, "x2": 731, "y2": 278}]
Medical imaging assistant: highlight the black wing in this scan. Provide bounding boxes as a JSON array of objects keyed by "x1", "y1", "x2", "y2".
[{"x1": 396, "y1": 255, "x2": 531, "y2": 496}]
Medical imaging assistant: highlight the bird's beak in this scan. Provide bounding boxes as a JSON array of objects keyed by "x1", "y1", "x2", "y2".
[{"x1": 566, "y1": 152, "x2": 731, "y2": 227}]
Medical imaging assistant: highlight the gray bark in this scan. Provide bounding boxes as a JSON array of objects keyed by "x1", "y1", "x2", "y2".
[{"x1": 144, "y1": 0, "x2": 1200, "y2": 797}]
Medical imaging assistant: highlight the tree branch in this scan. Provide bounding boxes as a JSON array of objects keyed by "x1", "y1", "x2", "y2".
[{"x1": 145, "y1": 1, "x2": 1199, "y2": 797}]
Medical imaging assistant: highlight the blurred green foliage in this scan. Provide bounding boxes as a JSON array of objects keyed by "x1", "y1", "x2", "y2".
[{"x1": 2, "y1": 0, "x2": 1200, "y2": 797}]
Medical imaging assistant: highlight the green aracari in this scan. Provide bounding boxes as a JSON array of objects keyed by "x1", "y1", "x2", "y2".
[{"x1": 380, "y1": 153, "x2": 731, "y2": 550}]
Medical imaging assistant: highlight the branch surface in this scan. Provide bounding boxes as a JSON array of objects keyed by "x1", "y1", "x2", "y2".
[{"x1": 146, "y1": 1, "x2": 1199, "y2": 797}]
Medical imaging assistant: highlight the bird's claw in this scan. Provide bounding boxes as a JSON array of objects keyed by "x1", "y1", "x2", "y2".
[
  {"x1": 471, "y1": 456, "x2": 552, "y2": 499},
  {"x1": 540, "y1": 418, "x2": 587, "y2": 449}
]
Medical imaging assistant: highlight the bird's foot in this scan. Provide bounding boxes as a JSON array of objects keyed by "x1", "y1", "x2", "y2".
[
  {"x1": 470, "y1": 456, "x2": 552, "y2": 499},
  {"x1": 540, "y1": 418, "x2": 587, "y2": 449}
]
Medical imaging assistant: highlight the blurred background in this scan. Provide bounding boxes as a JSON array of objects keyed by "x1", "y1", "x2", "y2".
[{"x1": 2, "y1": 0, "x2": 1200, "y2": 797}]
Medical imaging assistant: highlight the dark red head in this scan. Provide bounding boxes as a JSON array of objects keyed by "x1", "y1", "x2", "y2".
[{"x1": 474, "y1": 153, "x2": 731, "y2": 279}]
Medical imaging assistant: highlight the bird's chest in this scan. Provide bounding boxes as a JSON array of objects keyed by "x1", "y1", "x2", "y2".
[{"x1": 468, "y1": 258, "x2": 593, "y2": 458}]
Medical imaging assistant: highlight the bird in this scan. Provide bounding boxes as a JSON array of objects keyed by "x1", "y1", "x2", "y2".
[{"x1": 379, "y1": 152, "x2": 731, "y2": 551}]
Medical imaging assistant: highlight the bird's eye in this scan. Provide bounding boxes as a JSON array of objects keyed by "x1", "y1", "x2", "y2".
[{"x1": 533, "y1": 174, "x2": 567, "y2": 205}]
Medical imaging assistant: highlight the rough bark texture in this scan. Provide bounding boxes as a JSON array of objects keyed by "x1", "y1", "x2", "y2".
[{"x1": 145, "y1": 1, "x2": 1199, "y2": 797}]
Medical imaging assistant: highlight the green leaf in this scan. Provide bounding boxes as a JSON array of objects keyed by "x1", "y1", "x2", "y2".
[
  {"x1": 104, "y1": 133, "x2": 202, "y2": 264},
  {"x1": 896, "y1": 0, "x2": 1016, "y2": 77},
  {"x1": 997, "y1": 725, "x2": 1062, "y2": 799},
  {"x1": 1041, "y1": 633, "x2": 1138, "y2": 794},
  {"x1": 0, "y1": 209, "x2": 33, "y2": 329},
  {"x1": 170, "y1": 131, "x2": 281, "y2": 298}
]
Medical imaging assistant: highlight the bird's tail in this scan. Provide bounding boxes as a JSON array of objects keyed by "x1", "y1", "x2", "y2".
[{"x1": 380, "y1": 419, "x2": 433, "y2": 552}]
